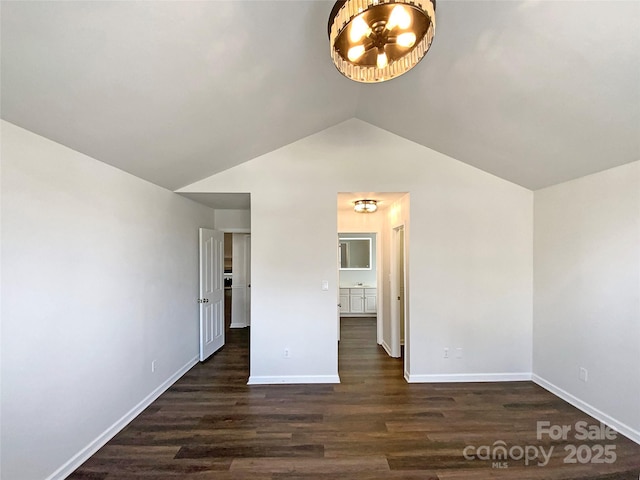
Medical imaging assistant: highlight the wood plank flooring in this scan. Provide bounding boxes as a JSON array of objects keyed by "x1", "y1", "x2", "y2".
[{"x1": 68, "y1": 318, "x2": 640, "y2": 479}]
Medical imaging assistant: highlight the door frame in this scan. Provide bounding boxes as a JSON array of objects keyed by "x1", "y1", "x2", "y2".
[
  {"x1": 390, "y1": 224, "x2": 407, "y2": 360},
  {"x1": 243, "y1": 234, "x2": 251, "y2": 327}
]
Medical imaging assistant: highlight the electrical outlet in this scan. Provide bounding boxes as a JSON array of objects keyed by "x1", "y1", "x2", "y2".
[
  {"x1": 151, "y1": 360, "x2": 157, "y2": 373},
  {"x1": 443, "y1": 348, "x2": 449, "y2": 359},
  {"x1": 284, "y1": 348, "x2": 290, "y2": 359},
  {"x1": 456, "y1": 348, "x2": 463, "y2": 359},
  {"x1": 579, "y1": 367, "x2": 588, "y2": 382}
]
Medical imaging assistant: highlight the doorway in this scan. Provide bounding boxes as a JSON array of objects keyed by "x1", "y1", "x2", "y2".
[
  {"x1": 224, "y1": 233, "x2": 233, "y2": 327},
  {"x1": 229, "y1": 233, "x2": 251, "y2": 329},
  {"x1": 338, "y1": 233, "x2": 378, "y2": 319},
  {"x1": 337, "y1": 192, "x2": 409, "y2": 379}
]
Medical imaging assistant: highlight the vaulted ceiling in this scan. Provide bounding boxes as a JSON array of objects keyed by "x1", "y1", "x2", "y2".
[{"x1": 2, "y1": 1, "x2": 638, "y2": 192}]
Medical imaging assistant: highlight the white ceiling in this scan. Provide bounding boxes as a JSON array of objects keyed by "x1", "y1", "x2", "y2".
[
  {"x1": 2, "y1": 1, "x2": 639, "y2": 192},
  {"x1": 178, "y1": 192, "x2": 250, "y2": 210}
]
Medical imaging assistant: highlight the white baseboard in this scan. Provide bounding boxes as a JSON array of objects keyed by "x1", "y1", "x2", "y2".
[
  {"x1": 406, "y1": 372, "x2": 533, "y2": 383},
  {"x1": 380, "y1": 340, "x2": 395, "y2": 357},
  {"x1": 247, "y1": 375, "x2": 340, "y2": 385},
  {"x1": 46, "y1": 355, "x2": 199, "y2": 480},
  {"x1": 229, "y1": 322, "x2": 247, "y2": 329},
  {"x1": 532, "y1": 374, "x2": 640, "y2": 445}
]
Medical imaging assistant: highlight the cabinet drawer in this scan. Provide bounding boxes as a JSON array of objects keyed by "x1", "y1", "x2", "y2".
[
  {"x1": 365, "y1": 288, "x2": 376, "y2": 295},
  {"x1": 350, "y1": 288, "x2": 364, "y2": 295}
]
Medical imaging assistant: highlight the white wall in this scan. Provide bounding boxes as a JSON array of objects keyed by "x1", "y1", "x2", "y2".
[
  {"x1": 533, "y1": 161, "x2": 640, "y2": 442},
  {"x1": 0, "y1": 121, "x2": 216, "y2": 480},
  {"x1": 179, "y1": 119, "x2": 534, "y2": 384},
  {"x1": 214, "y1": 208, "x2": 250, "y2": 231}
]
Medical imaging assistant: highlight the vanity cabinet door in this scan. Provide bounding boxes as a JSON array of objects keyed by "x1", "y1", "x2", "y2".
[
  {"x1": 364, "y1": 288, "x2": 377, "y2": 313},
  {"x1": 349, "y1": 288, "x2": 365, "y2": 313},
  {"x1": 339, "y1": 289, "x2": 350, "y2": 314}
]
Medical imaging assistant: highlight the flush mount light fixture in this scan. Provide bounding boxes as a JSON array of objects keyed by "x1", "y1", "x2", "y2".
[
  {"x1": 328, "y1": 0, "x2": 436, "y2": 83},
  {"x1": 354, "y1": 199, "x2": 378, "y2": 213}
]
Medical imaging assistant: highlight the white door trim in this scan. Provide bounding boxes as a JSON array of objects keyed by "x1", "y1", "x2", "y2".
[{"x1": 390, "y1": 224, "x2": 406, "y2": 359}]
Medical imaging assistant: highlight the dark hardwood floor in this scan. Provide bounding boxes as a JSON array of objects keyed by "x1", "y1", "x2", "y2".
[{"x1": 68, "y1": 318, "x2": 640, "y2": 479}]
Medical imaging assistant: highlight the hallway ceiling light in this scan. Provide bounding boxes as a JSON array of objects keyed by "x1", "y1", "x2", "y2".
[
  {"x1": 354, "y1": 199, "x2": 378, "y2": 213},
  {"x1": 328, "y1": 0, "x2": 436, "y2": 83}
]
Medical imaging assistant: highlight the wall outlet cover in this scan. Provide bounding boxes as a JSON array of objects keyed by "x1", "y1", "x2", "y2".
[{"x1": 579, "y1": 367, "x2": 588, "y2": 382}]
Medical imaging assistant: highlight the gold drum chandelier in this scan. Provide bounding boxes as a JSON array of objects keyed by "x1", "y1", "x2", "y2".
[{"x1": 328, "y1": 0, "x2": 436, "y2": 83}]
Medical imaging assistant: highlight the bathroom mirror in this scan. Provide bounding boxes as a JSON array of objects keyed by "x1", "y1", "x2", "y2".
[{"x1": 338, "y1": 238, "x2": 372, "y2": 270}]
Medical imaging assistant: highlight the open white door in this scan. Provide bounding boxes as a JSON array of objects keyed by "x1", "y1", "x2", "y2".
[
  {"x1": 389, "y1": 225, "x2": 405, "y2": 359},
  {"x1": 199, "y1": 228, "x2": 225, "y2": 361},
  {"x1": 230, "y1": 233, "x2": 251, "y2": 328},
  {"x1": 244, "y1": 234, "x2": 251, "y2": 326}
]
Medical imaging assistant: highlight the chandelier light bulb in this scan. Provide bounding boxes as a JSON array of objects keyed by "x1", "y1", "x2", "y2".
[
  {"x1": 376, "y1": 50, "x2": 388, "y2": 69},
  {"x1": 347, "y1": 45, "x2": 366, "y2": 61},
  {"x1": 349, "y1": 14, "x2": 371, "y2": 42},
  {"x1": 386, "y1": 5, "x2": 412, "y2": 30},
  {"x1": 396, "y1": 32, "x2": 417, "y2": 47}
]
